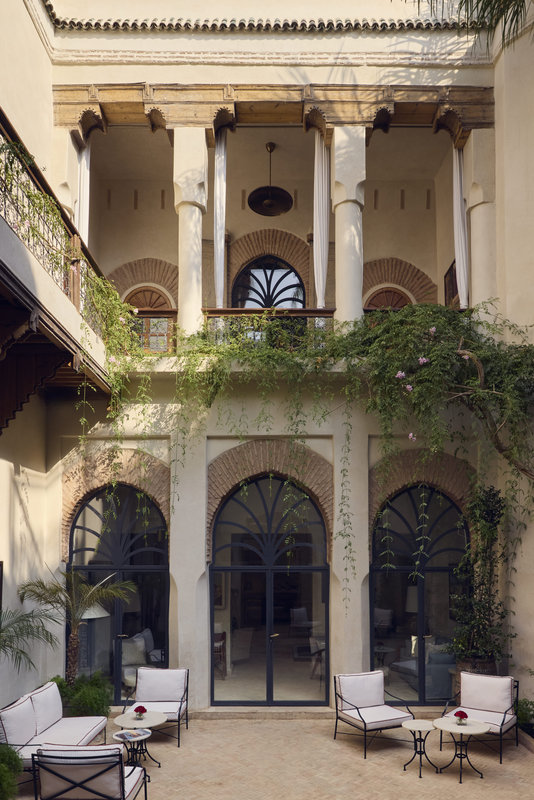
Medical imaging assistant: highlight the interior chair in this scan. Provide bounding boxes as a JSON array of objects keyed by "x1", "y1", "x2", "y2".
[
  {"x1": 289, "y1": 607, "x2": 312, "y2": 637},
  {"x1": 31, "y1": 744, "x2": 148, "y2": 800},
  {"x1": 440, "y1": 671, "x2": 519, "y2": 763},
  {"x1": 309, "y1": 636, "x2": 325, "y2": 685},
  {"x1": 125, "y1": 667, "x2": 189, "y2": 747},
  {"x1": 334, "y1": 671, "x2": 414, "y2": 758}
]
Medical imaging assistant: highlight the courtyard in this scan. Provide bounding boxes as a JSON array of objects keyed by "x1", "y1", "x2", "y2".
[{"x1": 18, "y1": 710, "x2": 534, "y2": 800}]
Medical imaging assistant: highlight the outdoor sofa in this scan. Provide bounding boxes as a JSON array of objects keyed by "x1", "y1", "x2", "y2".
[{"x1": 0, "y1": 681, "x2": 107, "y2": 769}]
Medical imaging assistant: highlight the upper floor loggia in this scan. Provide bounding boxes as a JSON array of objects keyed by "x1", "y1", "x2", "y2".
[{"x1": 47, "y1": 82, "x2": 496, "y2": 349}]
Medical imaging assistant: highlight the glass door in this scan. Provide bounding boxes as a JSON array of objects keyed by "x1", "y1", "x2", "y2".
[
  {"x1": 69, "y1": 483, "x2": 170, "y2": 704},
  {"x1": 211, "y1": 475, "x2": 329, "y2": 705}
]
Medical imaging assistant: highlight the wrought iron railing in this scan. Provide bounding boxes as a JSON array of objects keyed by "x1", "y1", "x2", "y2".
[
  {"x1": 0, "y1": 111, "x2": 104, "y2": 336},
  {"x1": 134, "y1": 310, "x2": 177, "y2": 353},
  {"x1": 202, "y1": 307, "x2": 335, "y2": 345}
]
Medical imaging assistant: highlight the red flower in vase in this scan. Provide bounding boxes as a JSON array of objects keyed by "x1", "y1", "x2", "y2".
[
  {"x1": 134, "y1": 705, "x2": 147, "y2": 715},
  {"x1": 454, "y1": 710, "x2": 468, "y2": 723}
]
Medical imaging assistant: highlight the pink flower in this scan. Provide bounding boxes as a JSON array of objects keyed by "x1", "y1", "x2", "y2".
[
  {"x1": 408, "y1": 432, "x2": 416, "y2": 441},
  {"x1": 405, "y1": 384, "x2": 413, "y2": 392},
  {"x1": 395, "y1": 371, "x2": 406, "y2": 379},
  {"x1": 429, "y1": 326, "x2": 436, "y2": 335},
  {"x1": 418, "y1": 357, "x2": 429, "y2": 365},
  {"x1": 132, "y1": 308, "x2": 139, "y2": 315},
  {"x1": 108, "y1": 355, "x2": 117, "y2": 364},
  {"x1": 463, "y1": 354, "x2": 469, "y2": 360},
  {"x1": 119, "y1": 316, "x2": 125, "y2": 323}
]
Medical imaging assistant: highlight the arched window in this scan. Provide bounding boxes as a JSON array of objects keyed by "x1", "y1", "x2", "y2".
[
  {"x1": 125, "y1": 286, "x2": 175, "y2": 352},
  {"x1": 69, "y1": 483, "x2": 169, "y2": 703},
  {"x1": 231, "y1": 256, "x2": 305, "y2": 309},
  {"x1": 370, "y1": 485, "x2": 468, "y2": 704},
  {"x1": 211, "y1": 475, "x2": 329, "y2": 705},
  {"x1": 364, "y1": 287, "x2": 411, "y2": 311}
]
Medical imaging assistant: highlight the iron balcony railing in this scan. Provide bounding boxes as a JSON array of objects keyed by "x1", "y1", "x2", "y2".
[
  {"x1": 0, "y1": 109, "x2": 105, "y2": 336},
  {"x1": 202, "y1": 307, "x2": 335, "y2": 345}
]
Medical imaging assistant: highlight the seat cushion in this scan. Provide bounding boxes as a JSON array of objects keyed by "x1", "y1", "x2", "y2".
[
  {"x1": 30, "y1": 682, "x2": 63, "y2": 735},
  {"x1": 339, "y1": 704, "x2": 412, "y2": 731},
  {"x1": 124, "y1": 765, "x2": 146, "y2": 800},
  {"x1": 443, "y1": 707, "x2": 517, "y2": 734},
  {"x1": 0, "y1": 695, "x2": 35, "y2": 746},
  {"x1": 140, "y1": 701, "x2": 187, "y2": 721}
]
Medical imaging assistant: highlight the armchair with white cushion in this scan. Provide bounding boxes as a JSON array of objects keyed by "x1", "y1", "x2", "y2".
[
  {"x1": 334, "y1": 671, "x2": 414, "y2": 758},
  {"x1": 32, "y1": 744, "x2": 148, "y2": 800},
  {"x1": 124, "y1": 667, "x2": 189, "y2": 747},
  {"x1": 440, "y1": 671, "x2": 518, "y2": 763}
]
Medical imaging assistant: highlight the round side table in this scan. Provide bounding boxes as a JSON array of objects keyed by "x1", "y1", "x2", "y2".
[
  {"x1": 401, "y1": 719, "x2": 439, "y2": 778},
  {"x1": 433, "y1": 717, "x2": 490, "y2": 783},
  {"x1": 114, "y1": 710, "x2": 167, "y2": 768},
  {"x1": 113, "y1": 729, "x2": 152, "y2": 767}
]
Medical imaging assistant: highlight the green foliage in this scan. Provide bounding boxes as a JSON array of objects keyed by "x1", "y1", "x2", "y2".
[
  {"x1": 517, "y1": 697, "x2": 534, "y2": 726},
  {"x1": 0, "y1": 608, "x2": 58, "y2": 671},
  {"x1": 51, "y1": 672, "x2": 112, "y2": 717},
  {"x1": 447, "y1": 485, "x2": 514, "y2": 660},
  {"x1": 0, "y1": 744, "x2": 22, "y2": 800},
  {"x1": 19, "y1": 570, "x2": 135, "y2": 686}
]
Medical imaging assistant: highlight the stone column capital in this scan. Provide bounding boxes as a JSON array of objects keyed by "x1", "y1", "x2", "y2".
[
  {"x1": 173, "y1": 127, "x2": 208, "y2": 212},
  {"x1": 331, "y1": 125, "x2": 366, "y2": 209}
]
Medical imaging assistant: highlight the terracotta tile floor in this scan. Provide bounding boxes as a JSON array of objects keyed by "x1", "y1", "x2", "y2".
[{"x1": 19, "y1": 711, "x2": 534, "y2": 800}]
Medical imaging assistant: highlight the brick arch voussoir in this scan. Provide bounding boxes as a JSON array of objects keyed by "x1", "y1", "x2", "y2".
[
  {"x1": 363, "y1": 258, "x2": 437, "y2": 304},
  {"x1": 369, "y1": 450, "x2": 474, "y2": 535},
  {"x1": 207, "y1": 439, "x2": 333, "y2": 561},
  {"x1": 62, "y1": 449, "x2": 170, "y2": 561},
  {"x1": 229, "y1": 230, "x2": 310, "y2": 303},
  {"x1": 107, "y1": 258, "x2": 178, "y2": 306}
]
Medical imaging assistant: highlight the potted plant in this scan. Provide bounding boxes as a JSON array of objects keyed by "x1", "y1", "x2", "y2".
[
  {"x1": 51, "y1": 672, "x2": 113, "y2": 717},
  {"x1": 447, "y1": 485, "x2": 514, "y2": 686},
  {"x1": 0, "y1": 744, "x2": 22, "y2": 800}
]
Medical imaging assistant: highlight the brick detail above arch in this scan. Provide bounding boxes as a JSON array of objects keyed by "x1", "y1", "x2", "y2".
[
  {"x1": 363, "y1": 258, "x2": 437, "y2": 304},
  {"x1": 369, "y1": 449, "x2": 473, "y2": 532},
  {"x1": 62, "y1": 449, "x2": 170, "y2": 562},
  {"x1": 107, "y1": 258, "x2": 178, "y2": 306},
  {"x1": 229, "y1": 230, "x2": 311, "y2": 304},
  {"x1": 207, "y1": 439, "x2": 333, "y2": 561}
]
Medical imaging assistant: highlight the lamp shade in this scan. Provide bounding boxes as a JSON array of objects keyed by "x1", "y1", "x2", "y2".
[{"x1": 81, "y1": 603, "x2": 110, "y2": 620}]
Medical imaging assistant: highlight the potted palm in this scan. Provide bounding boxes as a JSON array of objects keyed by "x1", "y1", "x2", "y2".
[
  {"x1": 18, "y1": 568, "x2": 135, "y2": 687},
  {"x1": 447, "y1": 486, "x2": 514, "y2": 688}
]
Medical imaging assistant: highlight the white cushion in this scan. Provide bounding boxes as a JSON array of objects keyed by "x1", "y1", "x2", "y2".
[
  {"x1": 139, "y1": 700, "x2": 187, "y2": 721},
  {"x1": 339, "y1": 705, "x2": 412, "y2": 731},
  {"x1": 124, "y1": 765, "x2": 146, "y2": 800},
  {"x1": 122, "y1": 637, "x2": 146, "y2": 666},
  {"x1": 31, "y1": 682, "x2": 63, "y2": 735},
  {"x1": 36, "y1": 745, "x2": 124, "y2": 799},
  {"x1": 28, "y1": 716, "x2": 108, "y2": 747},
  {"x1": 337, "y1": 672, "x2": 384, "y2": 710},
  {"x1": 134, "y1": 628, "x2": 155, "y2": 653},
  {"x1": 136, "y1": 667, "x2": 187, "y2": 702},
  {"x1": 460, "y1": 672, "x2": 514, "y2": 714},
  {"x1": 0, "y1": 695, "x2": 35, "y2": 745},
  {"x1": 443, "y1": 707, "x2": 517, "y2": 734}
]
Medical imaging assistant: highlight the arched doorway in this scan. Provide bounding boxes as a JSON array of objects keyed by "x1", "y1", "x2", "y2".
[
  {"x1": 370, "y1": 485, "x2": 468, "y2": 703},
  {"x1": 211, "y1": 475, "x2": 329, "y2": 705},
  {"x1": 68, "y1": 483, "x2": 169, "y2": 704}
]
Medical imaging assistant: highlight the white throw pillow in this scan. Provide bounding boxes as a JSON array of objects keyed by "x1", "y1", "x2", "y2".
[
  {"x1": 122, "y1": 637, "x2": 146, "y2": 666},
  {"x1": 0, "y1": 696, "x2": 35, "y2": 745}
]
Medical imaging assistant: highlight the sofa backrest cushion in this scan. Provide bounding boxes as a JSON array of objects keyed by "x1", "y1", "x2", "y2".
[
  {"x1": 31, "y1": 682, "x2": 63, "y2": 735},
  {"x1": 35, "y1": 745, "x2": 124, "y2": 799},
  {"x1": 0, "y1": 695, "x2": 35, "y2": 745},
  {"x1": 460, "y1": 672, "x2": 514, "y2": 714},
  {"x1": 122, "y1": 636, "x2": 146, "y2": 667},
  {"x1": 336, "y1": 672, "x2": 384, "y2": 710}
]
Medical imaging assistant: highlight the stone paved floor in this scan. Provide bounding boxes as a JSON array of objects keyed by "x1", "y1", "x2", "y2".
[{"x1": 19, "y1": 712, "x2": 534, "y2": 800}]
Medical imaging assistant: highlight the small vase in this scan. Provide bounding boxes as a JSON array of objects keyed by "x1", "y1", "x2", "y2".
[
  {"x1": 135, "y1": 713, "x2": 144, "y2": 720},
  {"x1": 456, "y1": 718, "x2": 466, "y2": 725}
]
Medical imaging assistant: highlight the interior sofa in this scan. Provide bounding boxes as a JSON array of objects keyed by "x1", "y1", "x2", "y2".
[{"x1": 0, "y1": 681, "x2": 107, "y2": 769}]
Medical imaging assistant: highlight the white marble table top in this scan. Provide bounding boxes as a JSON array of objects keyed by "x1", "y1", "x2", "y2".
[
  {"x1": 402, "y1": 718, "x2": 435, "y2": 733},
  {"x1": 433, "y1": 717, "x2": 490, "y2": 736},
  {"x1": 113, "y1": 710, "x2": 167, "y2": 730}
]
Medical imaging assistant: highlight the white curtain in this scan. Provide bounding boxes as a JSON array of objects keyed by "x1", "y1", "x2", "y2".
[
  {"x1": 214, "y1": 127, "x2": 227, "y2": 309},
  {"x1": 453, "y1": 147, "x2": 469, "y2": 309},
  {"x1": 313, "y1": 129, "x2": 330, "y2": 309}
]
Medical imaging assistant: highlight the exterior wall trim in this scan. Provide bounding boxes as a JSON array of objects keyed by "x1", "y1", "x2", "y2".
[{"x1": 207, "y1": 439, "x2": 333, "y2": 561}]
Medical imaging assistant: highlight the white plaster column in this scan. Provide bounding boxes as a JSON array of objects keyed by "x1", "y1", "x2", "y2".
[
  {"x1": 331, "y1": 126, "x2": 366, "y2": 322},
  {"x1": 76, "y1": 140, "x2": 91, "y2": 245},
  {"x1": 51, "y1": 127, "x2": 78, "y2": 220},
  {"x1": 173, "y1": 127, "x2": 208, "y2": 335},
  {"x1": 463, "y1": 129, "x2": 497, "y2": 307}
]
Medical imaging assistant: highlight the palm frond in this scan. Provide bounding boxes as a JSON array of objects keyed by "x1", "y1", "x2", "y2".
[
  {"x1": 458, "y1": 0, "x2": 530, "y2": 45},
  {"x1": 0, "y1": 608, "x2": 58, "y2": 671}
]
